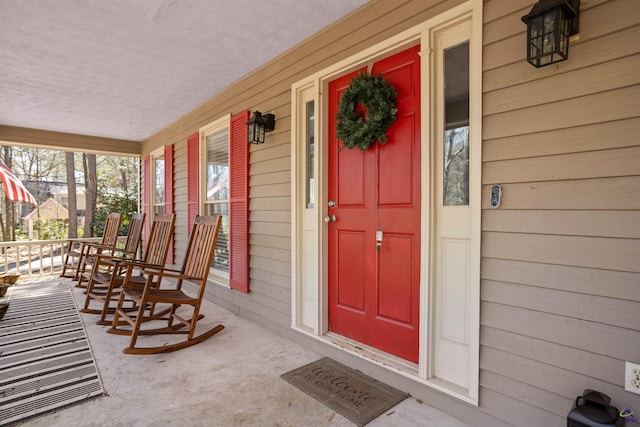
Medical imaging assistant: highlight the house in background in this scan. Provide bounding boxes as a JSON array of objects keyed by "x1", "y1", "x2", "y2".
[
  {"x1": 20, "y1": 181, "x2": 86, "y2": 219},
  {"x1": 22, "y1": 198, "x2": 68, "y2": 239},
  {"x1": 22, "y1": 195, "x2": 86, "y2": 239},
  {"x1": 1, "y1": 1, "x2": 638, "y2": 426},
  {"x1": 20, "y1": 182, "x2": 87, "y2": 239}
]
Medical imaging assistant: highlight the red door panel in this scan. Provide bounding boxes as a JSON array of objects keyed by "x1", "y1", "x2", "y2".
[
  {"x1": 328, "y1": 45, "x2": 421, "y2": 363},
  {"x1": 379, "y1": 113, "x2": 417, "y2": 206},
  {"x1": 336, "y1": 230, "x2": 367, "y2": 311},
  {"x1": 336, "y1": 128, "x2": 368, "y2": 207},
  {"x1": 378, "y1": 233, "x2": 414, "y2": 323}
]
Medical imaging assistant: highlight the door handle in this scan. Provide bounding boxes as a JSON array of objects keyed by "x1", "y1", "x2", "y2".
[{"x1": 324, "y1": 215, "x2": 336, "y2": 223}]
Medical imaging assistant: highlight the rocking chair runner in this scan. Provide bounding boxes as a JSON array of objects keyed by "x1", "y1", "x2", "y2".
[
  {"x1": 60, "y1": 212, "x2": 122, "y2": 281},
  {"x1": 77, "y1": 213, "x2": 146, "y2": 286},
  {"x1": 108, "y1": 215, "x2": 224, "y2": 355},
  {"x1": 81, "y1": 213, "x2": 175, "y2": 326}
]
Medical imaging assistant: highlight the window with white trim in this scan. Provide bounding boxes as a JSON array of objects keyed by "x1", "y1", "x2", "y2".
[
  {"x1": 200, "y1": 116, "x2": 230, "y2": 279},
  {"x1": 151, "y1": 147, "x2": 165, "y2": 215}
]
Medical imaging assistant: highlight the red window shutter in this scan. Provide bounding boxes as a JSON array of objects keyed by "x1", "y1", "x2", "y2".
[
  {"x1": 142, "y1": 156, "x2": 151, "y2": 252},
  {"x1": 229, "y1": 111, "x2": 249, "y2": 293},
  {"x1": 164, "y1": 144, "x2": 174, "y2": 263},
  {"x1": 187, "y1": 133, "x2": 200, "y2": 232}
]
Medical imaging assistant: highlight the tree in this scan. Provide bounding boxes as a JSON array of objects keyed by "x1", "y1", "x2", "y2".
[
  {"x1": 83, "y1": 154, "x2": 97, "y2": 238},
  {"x1": 96, "y1": 155, "x2": 138, "y2": 194},
  {"x1": 65, "y1": 152, "x2": 78, "y2": 238},
  {"x1": 12, "y1": 147, "x2": 65, "y2": 215},
  {"x1": 443, "y1": 126, "x2": 470, "y2": 206},
  {"x1": 95, "y1": 189, "x2": 137, "y2": 235},
  {"x1": 0, "y1": 146, "x2": 138, "y2": 241}
]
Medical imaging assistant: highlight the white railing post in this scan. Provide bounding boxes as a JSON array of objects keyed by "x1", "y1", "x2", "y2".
[{"x1": 0, "y1": 237, "x2": 126, "y2": 279}]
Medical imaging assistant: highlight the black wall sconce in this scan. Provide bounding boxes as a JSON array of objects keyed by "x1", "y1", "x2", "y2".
[
  {"x1": 521, "y1": 0, "x2": 580, "y2": 68},
  {"x1": 246, "y1": 111, "x2": 276, "y2": 144}
]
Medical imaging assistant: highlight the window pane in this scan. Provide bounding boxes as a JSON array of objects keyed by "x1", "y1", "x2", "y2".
[
  {"x1": 206, "y1": 130, "x2": 229, "y2": 202},
  {"x1": 443, "y1": 41, "x2": 470, "y2": 206},
  {"x1": 205, "y1": 128, "x2": 229, "y2": 274},
  {"x1": 205, "y1": 202, "x2": 229, "y2": 273},
  {"x1": 305, "y1": 100, "x2": 315, "y2": 208},
  {"x1": 154, "y1": 155, "x2": 164, "y2": 205}
]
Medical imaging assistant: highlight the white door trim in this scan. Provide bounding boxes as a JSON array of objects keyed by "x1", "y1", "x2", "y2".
[{"x1": 291, "y1": 0, "x2": 482, "y2": 404}]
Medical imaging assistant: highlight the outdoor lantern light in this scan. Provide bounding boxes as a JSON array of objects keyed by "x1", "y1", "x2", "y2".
[
  {"x1": 521, "y1": 0, "x2": 580, "y2": 68},
  {"x1": 246, "y1": 111, "x2": 276, "y2": 144}
]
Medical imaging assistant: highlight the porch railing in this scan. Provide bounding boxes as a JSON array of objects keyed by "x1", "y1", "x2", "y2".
[{"x1": 0, "y1": 237, "x2": 126, "y2": 279}]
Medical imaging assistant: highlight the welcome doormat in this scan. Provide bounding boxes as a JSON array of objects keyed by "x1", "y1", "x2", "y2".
[
  {"x1": 281, "y1": 357, "x2": 408, "y2": 426},
  {"x1": 0, "y1": 278, "x2": 104, "y2": 426}
]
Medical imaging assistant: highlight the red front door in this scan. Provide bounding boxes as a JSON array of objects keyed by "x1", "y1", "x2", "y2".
[{"x1": 328, "y1": 45, "x2": 421, "y2": 363}]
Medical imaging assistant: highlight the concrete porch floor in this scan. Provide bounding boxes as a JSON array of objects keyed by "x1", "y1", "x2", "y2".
[{"x1": 16, "y1": 277, "x2": 471, "y2": 427}]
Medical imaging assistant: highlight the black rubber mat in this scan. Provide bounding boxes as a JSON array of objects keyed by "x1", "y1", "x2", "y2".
[{"x1": 0, "y1": 279, "x2": 104, "y2": 426}]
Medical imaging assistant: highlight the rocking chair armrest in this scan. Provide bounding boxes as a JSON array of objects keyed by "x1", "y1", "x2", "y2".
[
  {"x1": 84, "y1": 242, "x2": 117, "y2": 251},
  {"x1": 122, "y1": 260, "x2": 166, "y2": 270},
  {"x1": 93, "y1": 252, "x2": 137, "y2": 266},
  {"x1": 140, "y1": 267, "x2": 196, "y2": 281},
  {"x1": 78, "y1": 242, "x2": 113, "y2": 257}
]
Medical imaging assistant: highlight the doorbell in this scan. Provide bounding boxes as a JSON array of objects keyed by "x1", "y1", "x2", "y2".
[{"x1": 490, "y1": 185, "x2": 502, "y2": 209}]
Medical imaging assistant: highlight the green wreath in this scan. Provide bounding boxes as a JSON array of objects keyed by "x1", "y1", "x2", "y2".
[{"x1": 335, "y1": 71, "x2": 398, "y2": 151}]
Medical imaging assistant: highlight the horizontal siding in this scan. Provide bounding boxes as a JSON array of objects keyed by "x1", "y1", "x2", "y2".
[
  {"x1": 482, "y1": 210, "x2": 640, "y2": 238},
  {"x1": 479, "y1": 387, "x2": 564, "y2": 427},
  {"x1": 483, "y1": 117, "x2": 640, "y2": 161},
  {"x1": 481, "y1": 0, "x2": 640, "y2": 426},
  {"x1": 484, "y1": 86, "x2": 640, "y2": 139},
  {"x1": 483, "y1": 146, "x2": 640, "y2": 183},
  {"x1": 250, "y1": 234, "x2": 291, "y2": 251},
  {"x1": 480, "y1": 324, "x2": 640, "y2": 414},
  {"x1": 481, "y1": 370, "x2": 572, "y2": 421},
  {"x1": 483, "y1": 232, "x2": 639, "y2": 272},
  {"x1": 248, "y1": 170, "x2": 290, "y2": 186},
  {"x1": 482, "y1": 258, "x2": 640, "y2": 302},
  {"x1": 249, "y1": 210, "x2": 290, "y2": 223},
  {"x1": 481, "y1": 176, "x2": 640, "y2": 210},
  {"x1": 482, "y1": 280, "x2": 638, "y2": 330},
  {"x1": 481, "y1": 302, "x2": 638, "y2": 368},
  {"x1": 249, "y1": 183, "x2": 291, "y2": 199},
  {"x1": 480, "y1": 347, "x2": 624, "y2": 418},
  {"x1": 482, "y1": 327, "x2": 623, "y2": 384},
  {"x1": 484, "y1": 54, "x2": 640, "y2": 116},
  {"x1": 170, "y1": 139, "x2": 190, "y2": 267}
]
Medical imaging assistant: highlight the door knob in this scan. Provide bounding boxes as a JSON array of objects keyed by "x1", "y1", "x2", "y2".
[{"x1": 324, "y1": 215, "x2": 336, "y2": 223}]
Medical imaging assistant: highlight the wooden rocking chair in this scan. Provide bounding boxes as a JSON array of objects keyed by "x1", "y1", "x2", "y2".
[
  {"x1": 77, "y1": 212, "x2": 146, "y2": 286},
  {"x1": 108, "y1": 215, "x2": 224, "y2": 355},
  {"x1": 60, "y1": 212, "x2": 122, "y2": 282},
  {"x1": 81, "y1": 213, "x2": 175, "y2": 326}
]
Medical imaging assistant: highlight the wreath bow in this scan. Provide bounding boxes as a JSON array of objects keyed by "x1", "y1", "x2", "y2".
[{"x1": 335, "y1": 71, "x2": 398, "y2": 151}]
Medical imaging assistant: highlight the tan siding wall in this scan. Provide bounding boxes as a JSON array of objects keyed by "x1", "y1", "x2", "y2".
[
  {"x1": 171, "y1": 138, "x2": 190, "y2": 267},
  {"x1": 140, "y1": 0, "x2": 640, "y2": 426},
  {"x1": 481, "y1": 0, "x2": 640, "y2": 425}
]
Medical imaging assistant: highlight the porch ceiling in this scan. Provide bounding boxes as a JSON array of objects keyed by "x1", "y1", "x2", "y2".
[{"x1": 0, "y1": 0, "x2": 368, "y2": 142}]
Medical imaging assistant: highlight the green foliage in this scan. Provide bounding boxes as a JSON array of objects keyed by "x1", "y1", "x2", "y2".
[
  {"x1": 335, "y1": 72, "x2": 398, "y2": 151},
  {"x1": 14, "y1": 225, "x2": 27, "y2": 240},
  {"x1": 94, "y1": 189, "x2": 138, "y2": 236},
  {"x1": 33, "y1": 218, "x2": 68, "y2": 240}
]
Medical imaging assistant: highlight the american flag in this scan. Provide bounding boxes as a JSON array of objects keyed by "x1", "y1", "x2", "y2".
[{"x1": 0, "y1": 159, "x2": 37, "y2": 205}]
